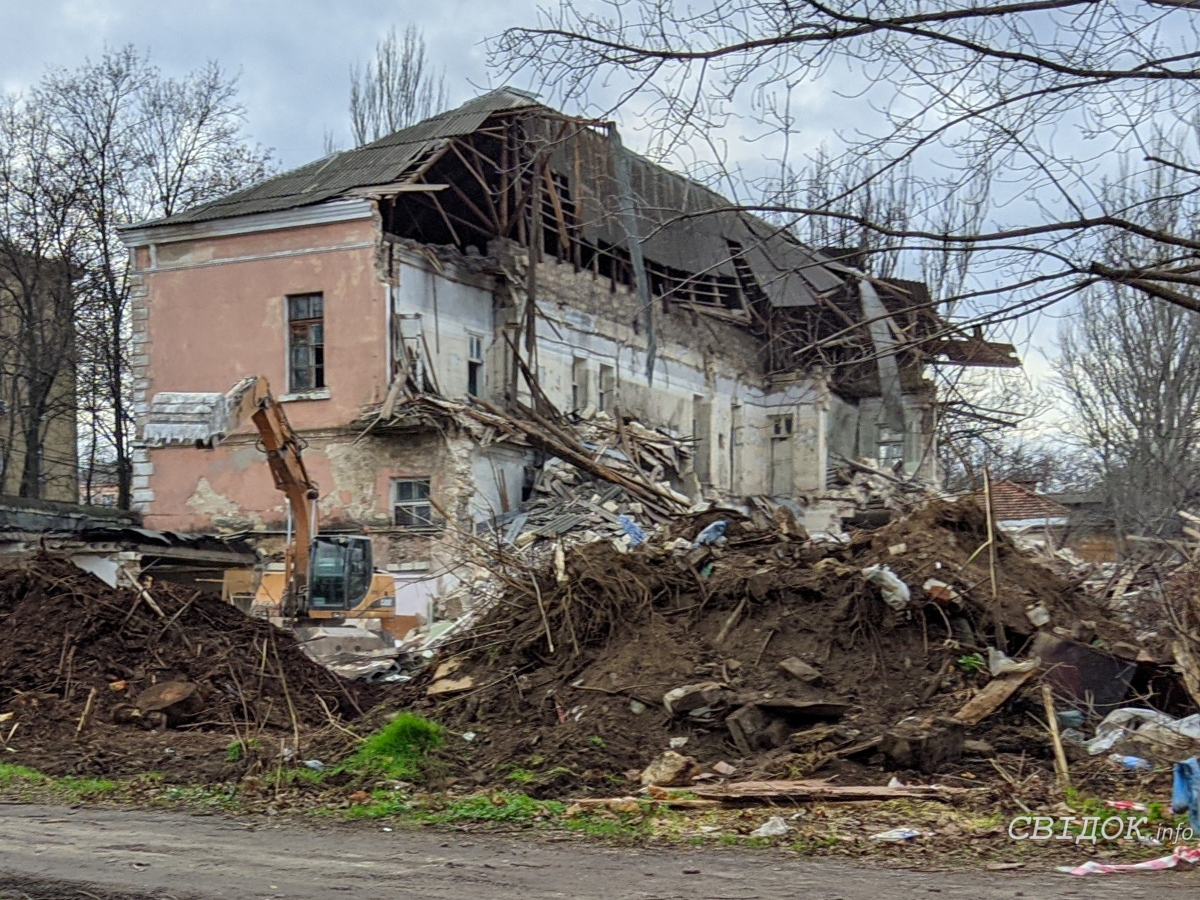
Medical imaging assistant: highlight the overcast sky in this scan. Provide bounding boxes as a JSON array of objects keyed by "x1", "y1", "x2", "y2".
[
  {"x1": 0, "y1": 0, "x2": 513, "y2": 168},
  {"x1": 0, "y1": 0, "x2": 1067, "y2": 433}
]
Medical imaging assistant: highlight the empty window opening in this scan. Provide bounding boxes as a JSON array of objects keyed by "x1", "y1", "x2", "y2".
[
  {"x1": 392, "y1": 478, "x2": 433, "y2": 527},
  {"x1": 598, "y1": 364, "x2": 615, "y2": 412},
  {"x1": 571, "y1": 358, "x2": 589, "y2": 410},
  {"x1": 467, "y1": 333, "x2": 484, "y2": 397},
  {"x1": 693, "y1": 396, "x2": 713, "y2": 485},
  {"x1": 288, "y1": 293, "x2": 325, "y2": 392},
  {"x1": 770, "y1": 414, "x2": 794, "y2": 497}
]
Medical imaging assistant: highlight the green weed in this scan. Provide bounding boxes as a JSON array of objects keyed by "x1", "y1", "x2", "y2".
[
  {"x1": 957, "y1": 652, "x2": 986, "y2": 674},
  {"x1": 344, "y1": 714, "x2": 444, "y2": 781},
  {"x1": 0, "y1": 764, "x2": 44, "y2": 787},
  {"x1": 433, "y1": 792, "x2": 564, "y2": 824}
]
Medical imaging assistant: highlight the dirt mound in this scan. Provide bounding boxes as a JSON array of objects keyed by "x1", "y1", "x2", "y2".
[
  {"x1": 407, "y1": 499, "x2": 1133, "y2": 794},
  {"x1": 0, "y1": 557, "x2": 374, "y2": 780}
]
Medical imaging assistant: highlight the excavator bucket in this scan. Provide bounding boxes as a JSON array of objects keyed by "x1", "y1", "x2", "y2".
[{"x1": 142, "y1": 376, "x2": 266, "y2": 447}]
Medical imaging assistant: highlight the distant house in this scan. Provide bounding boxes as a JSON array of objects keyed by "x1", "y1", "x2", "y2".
[{"x1": 983, "y1": 480, "x2": 1071, "y2": 532}]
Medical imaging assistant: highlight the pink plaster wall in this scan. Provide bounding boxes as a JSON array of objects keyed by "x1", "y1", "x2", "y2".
[{"x1": 135, "y1": 218, "x2": 389, "y2": 532}]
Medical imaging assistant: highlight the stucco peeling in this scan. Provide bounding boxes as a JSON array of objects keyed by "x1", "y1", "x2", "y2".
[{"x1": 186, "y1": 476, "x2": 265, "y2": 530}]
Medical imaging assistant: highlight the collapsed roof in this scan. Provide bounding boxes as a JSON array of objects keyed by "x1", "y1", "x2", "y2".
[{"x1": 135, "y1": 88, "x2": 1017, "y2": 379}]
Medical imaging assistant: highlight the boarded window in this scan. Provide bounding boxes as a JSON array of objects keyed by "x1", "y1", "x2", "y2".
[
  {"x1": 392, "y1": 478, "x2": 432, "y2": 527},
  {"x1": 288, "y1": 293, "x2": 325, "y2": 392}
]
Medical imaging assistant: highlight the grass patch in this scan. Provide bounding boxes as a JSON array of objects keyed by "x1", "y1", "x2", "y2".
[
  {"x1": 345, "y1": 789, "x2": 412, "y2": 820},
  {"x1": 431, "y1": 792, "x2": 564, "y2": 825},
  {"x1": 0, "y1": 764, "x2": 45, "y2": 787},
  {"x1": 59, "y1": 776, "x2": 116, "y2": 798},
  {"x1": 344, "y1": 714, "x2": 444, "y2": 781}
]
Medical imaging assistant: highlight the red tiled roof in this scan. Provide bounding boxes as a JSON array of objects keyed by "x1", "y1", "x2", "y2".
[{"x1": 975, "y1": 480, "x2": 1071, "y2": 523}]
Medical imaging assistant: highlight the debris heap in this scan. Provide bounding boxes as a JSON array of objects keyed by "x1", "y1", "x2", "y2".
[
  {"x1": 405, "y1": 499, "x2": 1155, "y2": 795},
  {"x1": 0, "y1": 558, "x2": 373, "y2": 779}
]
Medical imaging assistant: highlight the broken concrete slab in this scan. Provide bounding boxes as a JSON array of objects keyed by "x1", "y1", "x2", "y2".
[
  {"x1": 640, "y1": 750, "x2": 701, "y2": 787},
  {"x1": 779, "y1": 657, "x2": 822, "y2": 683},
  {"x1": 662, "y1": 682, "x2": 735, "y2": 716}
]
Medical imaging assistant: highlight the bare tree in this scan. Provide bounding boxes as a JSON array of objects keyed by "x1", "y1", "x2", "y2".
[
  {"x1": 492, "y1": 1, "x2": 1200, "y2": 328},
  {"x1": 350, "y1": 25, "x2": 448, "y2": 146},
  {"x1": 1058, "y1": 287, "x2": 1200, "y2": 545},
  {"x1": 27, "y1": 48, "x2": 275, "y2": 508},
  {"x1": 0, "y1": 95, "x2": 84, "y2": 500}
]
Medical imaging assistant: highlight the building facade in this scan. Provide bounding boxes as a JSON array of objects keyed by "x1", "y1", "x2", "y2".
[{"x1": 121, "y1": 90, "x2": 1011, "y2": 598}]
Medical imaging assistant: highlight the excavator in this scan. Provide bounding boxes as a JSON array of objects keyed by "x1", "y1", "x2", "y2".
[{"x1": 143, "y1": 377, "x2": 406, "y2": 673}]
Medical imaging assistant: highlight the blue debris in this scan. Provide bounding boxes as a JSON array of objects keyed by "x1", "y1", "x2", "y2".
[
  {"x1": 617, "y1": 515, "x2": 647, "y2": 546},
  {"x1": 1172, "y1": 757, "x2": 1200, "y2": 832},
  {"x1": 692, "y1": 520, "x2": 728, "y2": 547}
]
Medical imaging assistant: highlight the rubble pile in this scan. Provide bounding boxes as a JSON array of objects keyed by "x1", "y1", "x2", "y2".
[
  {"x1": 0, "y1": 558, "x2": 373, "y2": 779},
  {"x1": 406, "y1": 498, "x2": 1154, "y2": 795}
]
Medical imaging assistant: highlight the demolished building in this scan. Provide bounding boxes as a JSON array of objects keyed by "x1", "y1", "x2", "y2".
[{"x1": 119, "y1": 88, "x2": 1016, "y2": 607}]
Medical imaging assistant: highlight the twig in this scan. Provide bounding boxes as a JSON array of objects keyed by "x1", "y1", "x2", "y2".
[
  {"x1": 75, "y1": 687, "x2": 98, "y2": 737},
  {"x1": 982, "y1": 468, "x2": 1006, "y2": 650},
  {"x1": 715, "y1": 596, "x2": 748, "y2": 645},
  {"x1": 531, "y1": 573, "x2": 555, "y2": 654},
  {"x1": 754, "y1": 628, "x2": 777, "y2": 665}
]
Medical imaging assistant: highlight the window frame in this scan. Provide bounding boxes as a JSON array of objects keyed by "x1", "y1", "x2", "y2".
[
  {"x1": 391, "y1": 477, "x2": 434, "y2": 528},
  {"x1": 466, "y1": 332, "x2": 484, "y2": 397},
  {"x1": 287, "y1": 292, "x2": 326, "y2": 394}
]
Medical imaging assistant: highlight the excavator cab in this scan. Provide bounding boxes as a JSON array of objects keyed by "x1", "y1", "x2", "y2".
[{"x1": 307, "y1": 535, "x2": 375, "y2": 612}]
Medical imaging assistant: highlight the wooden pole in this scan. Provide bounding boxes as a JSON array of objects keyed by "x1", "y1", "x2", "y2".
[{"x1": 1041, "y1": 682, "x2": 1071, "y2": 790}]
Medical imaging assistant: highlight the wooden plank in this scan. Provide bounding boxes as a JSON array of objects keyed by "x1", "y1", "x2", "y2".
[
  {"x1": 689, "y1": 779, "x2": 963, "y2": 802},
  {"x1": 951, "y1": 667, "x2": 1037, "y2": 726}
]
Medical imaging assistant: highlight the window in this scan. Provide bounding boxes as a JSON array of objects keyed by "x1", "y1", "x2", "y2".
[
  {"x1": 598, "y1": 364, "x2": 615, "y2": 412},
  {"x1": 288, "y1": 293, "x2": 325, "y2": 392},
  {"x1": 571, "y1": 358, "x2": 588, "y2": 409},
  {"x1": 392, "y1": 478, "x2": 432, "y2": 527},
  {"x1": 467, "y1": 333, "x2": 484, "y2": 397},
  {"x1": 878, "y1": 429, "x2": 905, "y2": 469}
]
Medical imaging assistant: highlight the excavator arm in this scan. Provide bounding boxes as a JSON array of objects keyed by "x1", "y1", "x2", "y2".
[{"x1": 143, "y1": 376, "x2": 319, "y2": 614}]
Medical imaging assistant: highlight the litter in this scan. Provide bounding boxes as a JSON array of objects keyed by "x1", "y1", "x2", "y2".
[
  {"x1": 870, "y1": 827, "x2": 922, "y2": 842},
  {"x1": 986, "y1": 647, "x2": 1038, "y2": 676},
  {"x1": 1172, "y1": 757, "x2": 1200, "y2": 832},
  {"x1": 1057, "y1": 845, "x2": 1200, "y2": 876},
  {"x1": 862, "y1": 565, "x2": 911, "y2": 611},
  {"x1": 750, "y1": 816, "x2": 790, "y2": 838},
  {"x1": 1086, "y1": 708, "x2": 1200, "y2": 759},
  {"x1": 1110, "y1": 754, "x2": 1154, "y2": 771},
  {"x1": 692, "y1": 520, "x2": 728, "y2": 547}
]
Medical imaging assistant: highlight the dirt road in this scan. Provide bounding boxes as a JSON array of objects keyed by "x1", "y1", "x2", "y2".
[{"x1": 0, "y1": 803, "x2": 1196, "y2": 900}]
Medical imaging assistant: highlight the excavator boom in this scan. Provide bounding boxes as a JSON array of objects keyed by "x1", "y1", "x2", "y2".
[{"x1": 143, "y1": 376, "x2": 318, "y2": 612}]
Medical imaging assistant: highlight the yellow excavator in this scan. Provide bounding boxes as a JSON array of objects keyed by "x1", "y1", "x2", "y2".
[{"x1": 142, "y1": 376, "x2": 400, "y2": 636}]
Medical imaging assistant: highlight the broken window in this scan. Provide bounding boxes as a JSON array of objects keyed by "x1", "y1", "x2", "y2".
[
  {"x1": 288, "y1": 293, "x2": 325, "y2": 392},
  {"x1": 467, "y1": 333, "x2": 484, "y2": 397},
  {"x1": 878, "y1": 429, "x2": 905, "y2": 470},
  {"x1": 392, "y1": 478, "x2": 433, "y2": 527},
  {"x1": 598, "y1": 364, "x2": 615, "y2": 412}
]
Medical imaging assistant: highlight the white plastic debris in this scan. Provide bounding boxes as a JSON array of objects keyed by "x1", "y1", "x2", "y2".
[
  {"x1": 1085, "y1": 708, "x2": 1200, "y2": 756},
  {"x1": 668, "y1": 736, "x2": 690, "y2": 749},
  {"x1": 1026, "y1": 604, "x2": 1051, "y2": 627},
  {"x1": 987, "y1": 647, "x2": 1039, "y2": 676},
  {"x1": 862, "y1": 565, "x2": 911, "y2": 611},
  {"x1": 750, "y1": 816, "x2": 790, "y2": 838},
  {"x1": 870, "y1": 828, "x2": 922, "y2": 842},
  {"x1": 462, "y1": 731, "x2": 476, "y2": 742}
]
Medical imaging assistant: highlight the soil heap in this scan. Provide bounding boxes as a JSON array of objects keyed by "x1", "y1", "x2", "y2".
[
  {"x1": 0, "y1": 558, "x2": 374, "y2": 780},
  {"x1": 407, "y1": 499, "x2": 1145, "y2": 795}
]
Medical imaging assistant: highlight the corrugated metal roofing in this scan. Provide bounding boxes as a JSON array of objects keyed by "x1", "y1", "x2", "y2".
[{"x1": 138, "y1": 88, "x2": 542, "y2": 228}]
